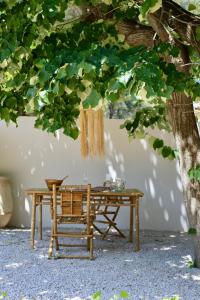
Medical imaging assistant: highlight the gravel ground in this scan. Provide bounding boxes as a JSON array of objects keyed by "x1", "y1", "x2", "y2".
[{"x1": 0, "y1": 228, "x2": 200, "y2": 300}]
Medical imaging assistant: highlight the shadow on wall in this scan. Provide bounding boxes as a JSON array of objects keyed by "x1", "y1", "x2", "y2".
[
  {"x1": 103, "y1": 121, "x2": 188, "y2": 232},
  {"x1": 0, "y1": 117, "x2": 187, "y2": 231}
]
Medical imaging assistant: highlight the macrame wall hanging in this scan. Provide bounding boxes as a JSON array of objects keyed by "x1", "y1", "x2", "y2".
[{"x1": 80, "y1": 107, "x2": 104, "y2": 158}]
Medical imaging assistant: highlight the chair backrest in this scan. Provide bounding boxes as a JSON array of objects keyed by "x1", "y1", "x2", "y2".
[{"x1": 52, "y1": 184, "x2": 91, "y2": 219}]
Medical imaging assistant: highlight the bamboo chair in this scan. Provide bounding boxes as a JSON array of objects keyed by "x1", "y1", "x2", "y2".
[
  {"x1": 48, "y1": 184, "x2": 94, "y2": 259},
  {"x1": 93, "y1": 195, "x2": 125, "y2": 239}
]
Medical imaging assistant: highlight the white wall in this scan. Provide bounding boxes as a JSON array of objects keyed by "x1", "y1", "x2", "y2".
[{"x1": 0, "y1": 117, "x2": 188, "y2": 231}]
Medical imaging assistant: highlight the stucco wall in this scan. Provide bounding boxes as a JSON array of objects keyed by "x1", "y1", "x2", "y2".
[{"x1": 0, "y1": 117, "x2": 188, "y2": 231}]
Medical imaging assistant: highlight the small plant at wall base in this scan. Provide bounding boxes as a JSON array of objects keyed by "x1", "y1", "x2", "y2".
[
  {"x1": 0, "y1": 292, "x2": 8, "y2": 300},
  {"x1": 92, "y1": 291, "x2": 129, "y2": 300},
  {"x1": 0, "y1": 291, "x2": 180, "y2": 300},
  {"x1": 1, "y1": 0, "x2": 200, "y2": 265},
  {"x1": 187, "y1": 259, "x2": 198, "y2": 268},
  {"x1": 162, "y1": 297, "x2": 180, "y2": 300},
  {"x1": 188, "y1": 228, "x2": 197, "y2": 235}
]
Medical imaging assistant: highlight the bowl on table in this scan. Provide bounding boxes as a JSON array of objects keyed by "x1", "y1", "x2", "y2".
[{"x1": 45, "y1": 179, "x2": 64, "y2": 191}]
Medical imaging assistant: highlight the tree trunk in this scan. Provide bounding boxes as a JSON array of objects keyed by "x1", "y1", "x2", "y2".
[
  {"x1": 168, "y1": 92, "x2": 200, "y2": 266},
  {"x1": 146, "y1": 7, "x2": 200, "y2": 267}
]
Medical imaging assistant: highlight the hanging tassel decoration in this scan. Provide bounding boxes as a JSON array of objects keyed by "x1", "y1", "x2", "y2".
[
  {"x1": 80, "y1": 107, "x2": 104, "y2": 158},
  {"x1": 95, "y1": 108, "x2": 104, "y2": 156},
  {"x1": 80, "y1": 108, "x2": 88, "y2": 158},
  {"x1": 87, "y1": 108, "x2": 96, "y2": 156}
]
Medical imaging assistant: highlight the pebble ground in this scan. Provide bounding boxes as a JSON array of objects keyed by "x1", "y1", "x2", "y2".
[{"x1": 0, "y1": 228, "x2": 200, "y2": 300}]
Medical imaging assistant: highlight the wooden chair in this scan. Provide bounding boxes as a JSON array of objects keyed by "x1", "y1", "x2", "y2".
[
  {"x1": 48, "y1": 184, "x2": 94, "y2": 259},
  {"x1": 93, "y1": 195, "x2": 125, "y2": 239}
]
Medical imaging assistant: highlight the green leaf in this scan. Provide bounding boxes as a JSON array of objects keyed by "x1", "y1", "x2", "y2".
[
  {"x1": 27, "y1": 87, "x2": 37, "y2": 98},
  {"x1": 153, "y1": 138, "x2": 164, "y2": 150},
  {"x1": 0, "y1": 48, "x2": 11, "y2": 62},
  {"x1": 139, "y1": 0, "x2": 162, "y2": 21},
  {"x1": 0, "y1": 291, "x2": 8, "y2": 299},
  {"x1": 1, "y1": 108, "x2": 10, "y2": 122},
  {"x1": 188, "y1": 228, "x2": 197, "y2": 235},
  {"x1": 57, "y1": 67, "x2": 67, "y2": 80},
  {"x1": 162, "y1": 146, "x2": 172, "y2": 158},
  {"x1": 78, "y1": 62, "x2": 94, "y2": 74},
  {"x1": 66, "y1": 63, "x2": 79, "y2": 78},
  {"x1": 187, "y1": 259, "x2": 197, "y2": 269},
  {"x1": 5, "y1": 96, "x2": 17, "y2": 108},
  {"x1": 35, "y1": 59, "x2": 47, "y2": 70},
  {"x1": 188, "y1": 165, "x2": 200, "y2": 182},
  {"x1": 38, "y1": 69, "x2": 50, "y2": 84},
  {"x1": 120, "y1": 290, "x2": 129, "y2": 298},
  {"x1": 188, "y1": 4, "x2": 196, "y2": 11},
  {"x1": 106, "y1": 92, "x2": 119, "y2": 102},
  {"x1": 68, "y1": 127, "x2": 79, "y2": 140},
  {"x1": 196, "y1": 27, "x2": 200, "y2": 41},
  {"x1": 92, "y1": 291, "x2": 101, "y2": 300},
  {"x1": 83, "y1": 89, "x2": 101, "y2": 108}
]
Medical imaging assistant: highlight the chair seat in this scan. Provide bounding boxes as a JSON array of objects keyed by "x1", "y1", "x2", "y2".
[
  {"x1": 57, "y1": 213, "x2": 95, "y2": 224},
  {"x1": 57, "y1": 215, "x2": 87, "y2": 224}
]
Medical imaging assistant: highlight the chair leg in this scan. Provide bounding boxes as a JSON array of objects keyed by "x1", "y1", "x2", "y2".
[
  {"x1": 87, "y1": 237, "x2": 90, "y2": 251},
  {"x1": 48, "y1": 226, "x2": 54, "y2": 258},
  {"x1": 93, "y1": 223, "x2": 103, "y2": 235},
  {"x1": 89, "y1": 235, "x2": 94, "y2": 260},
  {"x1": 39, "y1": 196, "x2": 42, "y2": 240},
  {"x1": 31, "y1": 195, "x2": 36, "y2": 249},
  {"x1": 102, "y1": 213, "x2": 125, "y2": 239},
  {"x1": 55, "y1": 237, "x2": 59, "y2": 250},
  {"x1": 48, "y1": 236, "x2": 54, "y2": 258}
]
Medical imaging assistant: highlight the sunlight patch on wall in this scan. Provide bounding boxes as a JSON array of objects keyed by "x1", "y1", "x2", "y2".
[
  {"x1": 115, "y1": 153, "x2": 125, "y2": 173},
  {"x1": 49, "y1": 143, "x2": 54, "y2": 152},
  {"x1": 149, "y1": 178, "x2": 155, "y2": 198},
  {"x1": 164, "y1": 209, "x2": 169, "y2": 221},
  {"x1": 191, "y1": 197, "x2": 197, "y2": 215},
  {"x1": 144, "y1": 210, "x2": 149, "y2": 220},
  {"x1": 25, "y1": 198, "x2": 30, "y2": 214},
  {"x1": 180, "y1": 215, "x2": 188, "y2": 231},
  {"x1": 170, "y1": 190, "x2": 175, "y2": 203},
  {"x1": 30, "y1": 167, "x2": 36, "y2": 175},
  {"x1": 176, "y1": 177, "x2": 183, "y2": 192},
  {"x1": 140, "y1": 139, "x2": 147, "y2": 150},
  {"x1": 119, "y1": 163, "x2": 125, "y2": 173},
  {"x1": 106, "y1": 161, "x2": 117, "y2": 181},
  {"x1": 175, "y1": 160, "x2": 181, "y2": 173},
  {"x1": 152, "y1": 169, "x2": 157, "y2": 179},
  {"x1": 181, "y1": 203, "x2": 186, "y2": 217},
  {"x1": 56, "y1": 130, "x2": 60, "y2": 141},
  {"x1": 150, "y1": 153, "x2": 157, "y2": 166}
]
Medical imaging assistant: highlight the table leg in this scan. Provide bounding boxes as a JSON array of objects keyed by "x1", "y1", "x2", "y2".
[
  {"x1": 39, "y1": 196, "x2": 42, "y2": 240},
  {"x1": 135, "y1": 198, "x2": 140, "y2": 251},
  {"x1": 31, "y1": 194, "x2": 36, "y2": 249},
  {"x1": 129, "y1": 198, "x2": 134, "y2": 242}
]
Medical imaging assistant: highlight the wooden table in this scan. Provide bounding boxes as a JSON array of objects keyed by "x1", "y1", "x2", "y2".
[{"x1": 26, "y1": 188, "x2": 144, "y2": 251}]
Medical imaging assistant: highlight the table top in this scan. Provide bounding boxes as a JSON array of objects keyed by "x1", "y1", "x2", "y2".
[{"x1": 25, "y1": 188, "x2": 144, "y2": 197}]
